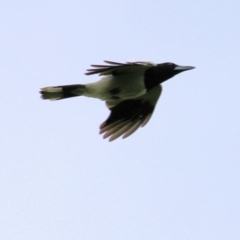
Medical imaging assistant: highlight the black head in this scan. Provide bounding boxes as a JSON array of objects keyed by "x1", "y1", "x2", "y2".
[
  {"x1": 144, "y1": 62, "x2": 195, "y2": 90},
  {"x1": 155, "y1": 62, "x2": 195, "y2": 80}
]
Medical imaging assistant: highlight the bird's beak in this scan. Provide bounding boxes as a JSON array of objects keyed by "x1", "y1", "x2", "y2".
[{"x1": 174, "y1": 65, "x2": 195, "y2": 71}]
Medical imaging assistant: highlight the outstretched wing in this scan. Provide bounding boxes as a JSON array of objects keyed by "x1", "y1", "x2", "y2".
[
  {"x1": 85, "y1": 60, "x2": 156, "y2": 76},
  {"x1": 100, "y1": 85, "x2": 162, "y2": 141}
]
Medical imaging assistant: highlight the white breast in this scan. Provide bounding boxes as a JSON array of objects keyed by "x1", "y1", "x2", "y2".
[{"x1": 83, "y1": 73, "x2": 146, "y2": 101}]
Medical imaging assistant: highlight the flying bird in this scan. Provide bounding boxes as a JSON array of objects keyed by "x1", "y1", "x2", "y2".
[{"x1": 40, "y1": 60, "x2": 195, "y2": 141}]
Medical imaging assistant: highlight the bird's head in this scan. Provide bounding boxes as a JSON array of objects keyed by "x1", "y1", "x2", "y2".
[
  {"x1": 157, "y1": 62, "x2": 195, "y2": 79},
  {"x1": 144, "y1": 62, "x2": 195, "y2": 90}
]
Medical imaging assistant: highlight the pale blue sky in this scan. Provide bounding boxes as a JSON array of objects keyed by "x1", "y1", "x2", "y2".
[{"x1": 0, "y1": 1, "x2": 240, "y2": 239}]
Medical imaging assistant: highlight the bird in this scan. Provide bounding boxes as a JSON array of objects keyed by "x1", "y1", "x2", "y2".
[{"x1": 40, "y1": 60, "x2": 195, "y2": 141}]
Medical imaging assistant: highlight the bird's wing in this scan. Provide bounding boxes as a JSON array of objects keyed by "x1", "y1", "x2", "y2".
[
  {"x1": 85, "y1": 60, "x2": 156, "y2": 76},
  {"x1": 100, "y1": 85, "x2": 162, "y2": 141}
]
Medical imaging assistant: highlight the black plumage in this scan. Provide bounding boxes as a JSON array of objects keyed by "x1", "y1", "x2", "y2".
[{"x1": 40, "y1": 60, "x2": 195, "y2": 141}]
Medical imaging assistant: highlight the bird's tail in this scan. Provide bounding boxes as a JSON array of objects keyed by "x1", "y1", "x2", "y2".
[{"x1": 40, "y1": 84, "x2": 86, "y2": 100}]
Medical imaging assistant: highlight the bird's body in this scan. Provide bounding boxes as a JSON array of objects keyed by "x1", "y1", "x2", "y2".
[
  {"x1": 40, "y1": 60, "x2": 195, "y2": 141},
  {"x1": 84, "y1": 74, "x2": 146, "y2": 101}
]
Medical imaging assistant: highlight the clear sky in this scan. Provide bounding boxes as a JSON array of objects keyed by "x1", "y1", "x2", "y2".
[{"x1": 1, "y1": 1, "x2": 240, "y2": 239}]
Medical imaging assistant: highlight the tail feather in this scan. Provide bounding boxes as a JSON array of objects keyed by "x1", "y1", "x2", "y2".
[{"x1": 40, "y1": 84, "x2": 86, "y2": 100}]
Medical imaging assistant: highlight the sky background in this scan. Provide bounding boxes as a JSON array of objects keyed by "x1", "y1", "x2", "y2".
[{"x1": 1, "y1": 1, "x2": 240, "y2": 239}]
